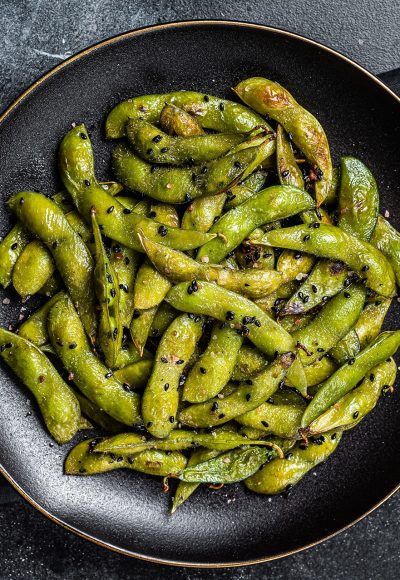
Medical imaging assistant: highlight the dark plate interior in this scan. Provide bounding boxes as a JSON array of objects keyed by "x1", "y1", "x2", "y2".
[{"x1": 0, "y1": 21, "x2": 399, "y2": 567}]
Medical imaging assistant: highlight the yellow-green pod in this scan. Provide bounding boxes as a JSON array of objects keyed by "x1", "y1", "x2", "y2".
[
  {"x1": 160, "y1": 102, "x2": 205, "y2": 136},
  {"x1": 12, "y1": 240, "x2": 55, "y2": 298}
]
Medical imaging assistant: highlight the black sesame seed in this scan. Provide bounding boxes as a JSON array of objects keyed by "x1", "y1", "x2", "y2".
[
  {"x1": 119, "y1": 284, "x2": 129, "y2": 293},
  {"x1": 123, "y1": 208, "x2": 132, "y2": 214},
  {"x1": 99, "y1": 224, "x2": 104, "y2": 231},
  {"x1": 187, "y1": 285, "x2": 193, "y2": 295},
  {"x1": 311, "y1": 284, "x2": 318, "y2": 293},
  {"x1": 261, "y1": 420, "x2": 269, "y2": 428},
  {"x1": 160, "y1": 147, "x2": 169, "y2": 153},
  {"x1": 84, "y1": 179, "x2": 91, "y2": 187},
  {"x1": 234, "y1": 161, "x2": 242, "y2": 169},
  {"x1": 211, "y1": 402, "x2": 219, "y2": 412},
  {"x1": 200, "y1": 367, "x2": 207, "y2": 375},
  {"x1": 281, "y1": 170, "x2": 290, "y2": 178},
  {"x1": 105, "y1": 371, "x2": 113, "y2": 378},
  {"x1": 113, "y1": 328, "x2": 118, "y2": 339},
  {"x1": 123, "y1": 383, "x2": 131, "y2": 392},
  {"x1": 246, "y1": 393, "x2": 251, "y2": 401},
  {"x1": 219, "y1": 102, "x2": 225, "y2": 111},
  {"x1": 52, "y1": 241, "x2": 58, "y2": 249},
  {"x1": 19, "y1": 197, "x2": 25, "y2": 205},
  {"x1": 294, "y1": 253, "x2": 301, "y2": 260},
  {"x1": 353, "y1": 411, "x2": 359, "y2": 419},
  {"x1": 147, "y1": 421, "x2": 153, "y2": 428},
  {"x1": 303, "y1": 234, "x2": 311, "y2": 242},
  {"x1": 201, "y1": 166, "x2": 208, "y2": 174},
  {"x1": 245, "y1": 379, "x2": 253, "y2": 385},
  {"x1": 152, "y1": 135, "x2": 162, "y2": 143},
  {"x1": 176, "y1": 359, "x2": 184, "y2": 365},
  {"x1": 107, "y1": 206, "x2": 114, "y2": 214},
  {"x1": 69, "y1": 343, "x2": 77, "y2": 349},
  {"x1": 348, "y1": 358, "x2": 355, "y2": 365},
  {"x1": 361, "y1": 265, "x2": 369, "y2": 272},
  {"x1": 317, "y1": 347, "x2": 325, "y2": 352},
  {"x1": 164, "y1": 383, "x2": 169, "y2": 391},
  {"x1": 110, "y1": 288, "x2": 116, "y2": 298},
  {"x1": 370, "y1": 373, "x2": 375, "y2": 381},
  {"x1": 132, "y1": 309, "x2": 140, "y2": 319},
  {"x1": 344, "y1": 277, "x2": 351, "y2": 288},
  {"x1": 310, "y1": 222, "x2": 320, "y2": 228},
  {"x1": 303, "y1": 295, "x2": 309, "y2": 303},
  {"x1": 149, "y1": 211, "x2": 157, "y2": 218},
  {"x1": 161, "y1": 356, "x2": 168, "y2": 363},
  {"x1": 267, "y1": 398, "x2": 274, "y2": 404},
  {"x1": 191, "y1": 280, "x2": 198, "y2": 292},
  {"x1": 255, "y1": 319, "x2": 261, "y2": 327},
  {"x1": 331, "y1": 433, "x2": 337, "y2": 440},
  {"x1": 11, "y1": 243, "x2": 18, "y2": 250},
  {"x1": 299, "y1": 443, "x2": 308, "y2": 450},
  {"x1": 158, "y1": 225, "x2": 168, "y2": 237},
  {"x1": 204, "y1": 95, "x2": 210, "y2": 102},
  {"x1": 169, "y1": 416, "x2": 175, "y2": 423},
  {"x1": 185, "y1": 193, "x2": 192, "y2": 202},
  {"x1": 218, "y1": 413, "x2": 225, "y2": 419},
  {"x1": 226, "y1": 311, "x2": 235, "y2": 321}
]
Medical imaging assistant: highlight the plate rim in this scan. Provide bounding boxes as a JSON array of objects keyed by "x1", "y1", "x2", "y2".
[{"x1": 0, "y1": 18, "x2": 399, "y2": 568}]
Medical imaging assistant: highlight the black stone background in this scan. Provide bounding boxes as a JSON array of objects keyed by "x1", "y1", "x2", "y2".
[{"x1": 0, "y1": 1, "x2": 399, "y2": 578}]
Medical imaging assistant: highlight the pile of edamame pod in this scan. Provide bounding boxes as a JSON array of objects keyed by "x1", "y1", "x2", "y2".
[{"x1": 1, "y1": 76, "x2": 400, "y2": 512}]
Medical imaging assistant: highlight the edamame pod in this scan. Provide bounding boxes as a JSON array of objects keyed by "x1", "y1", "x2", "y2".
[
  {"x1": 139, "y1": 232, "x2": 283, "y2": 299},
  {"x1": 281, "y1": 259, "x2": 349, "y2": 316},
  {"x1": 338, "y1": 157, "x2": 379, "y2": 241},
  {"x1": 130, "y1": 306, "x2": 158, "y2": 357},
  {"x1": 183, "y1": 321, "x2": 243, "y2": 403},
  {"x1": 223, "y1": 170, "x2": 267, "y2": 209},
  {"x1": 236, "y1": 389, "x2": 307, "y2": 439},
  {"x1": 261, "y1": 224, "x2": 396, "y2": 297},
  {"x1": 196, "y1": 185, "x2": 314, "y2": 264},
  {"x1": 0, "y1": 328, "x2": 80, "y2": 444},
  {"x1": 301, "y1": 331, "x2": 400, "y2": 427},
  {"x1": 231, "y1": 345, "x2": 267, "y2": 381},
  {"x1": 141, "y1": 314, "x2": 203, "y2": 438},
  {"x1": 58, "y1": 125, "x2": 215, "y2": 251},
  {"x1": 133, "y1": 260, "x2": 172, "y2": 310},
  {"x1": 179, "y1": 444, "x2": 283, "y2": 484},
  {"x1": 126, "y1": 118, "x2": 245, "y2": 164},
  {"x1": 307, "y1": 359, "x2": 397, "y2": 435},
  {"x1": 0, "y1": 222, "x2": 31, "y2": 288},
  {"x1": 171, "y1": 448, "x2": 220, "y2": 513},
  {"x1": 75, "y1": 392, "x2": 126, "y2": 433},
  {"x1": 149, "y1": 303, "x2": 177, "y2": 338},
  {"x1": 276, "y1": 124, "x2": 304, "y2": 188},
  {"x1": 65, "y1": 438, "x2": 187, "y2": 476},
  {"x1": 292, "y1": 285, "x2": 366, "y2": 366},
  {"x1": 244, "y1": 431, "x2": 341, "y2": 494},
  {"x1": 18, "y1": 291, "x2": 67, "y2": 346},
  {"x1": 9, "y1": 191, "x2": 97, "y2": 338},
  {"x1": 165, "y1": 281, "x2": 306, "y2": 392},
  {"x1": 112, "y1": 133, "x2": 274, "y2": 204},
  {"x1": 371, "y1": 215, "x2": 400, "y2": 286},
  {"x1": 113, "y1": 359, "x2": 153, "y2": 390},
  {"x1": 92, "y1": 212, "x2": 123, "y2": 368},
  {"x1": 47, "y1": 294, "x2": 141, "y2": 426},
  {"x1": 234, "y1": 77, "x2": 332, "y2": 206},
  {"x1": 159, "y1": 103, "x2": 204, "y2": 136},
  {"x1": 12, "y1": 240, "x2": 55, "y2": 299},
  {"x1": 106, "y1": 91, "x2": 267, "y2": 138},
  {"x1": 94, "y1": 428, "x2": 273, "y2": 454},
  {"x1": 179, "y1": 354, "x2": 295, "y2": 428},
  {"x1": 182, "y1": 193, "x2": 226, "y2": 233},
  {"x1": 109, "y1": 244, "x2": 140, "y2": 329}
]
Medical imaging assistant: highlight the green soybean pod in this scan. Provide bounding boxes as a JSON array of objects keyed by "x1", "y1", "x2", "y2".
[
  {"x1": 182, "y1": 193, "x2": 227, "y2": 233},
  {"x1": 159, "y1": 102, "x2": 205, "y2": 136},
  {"x1": 149, "y1": 303, "x2": 177, "y2": 338},
  {"x1": 112, "y1": 133, "x2": 274, "y2": 205},
  {"x1": 37, "y1": 273, "x2": 63, "y2": 297},
  {"x1": 196, "y1": 185, "x2": 314, "y2": 264},
  {"x1": 245, "y1": 431, "x2": 342, "y2": 494},
  {"x1": 0, "y1": 222, "x2": 32, "y2": 288},
  {"x1": 179, "y1": 354, "x2": 295, "y2": 428},
  {"x1": 236, "y1": 389, "x2": 307, "y2": 439},
  {"x1": 234, "y1": 77, "x2": 332, "y2": 207},
  {"x1": 65, "y1": 438, "x2": 187, "y2": 477},
  {"x1": 280, "y1": 258, "x2": 349, "y2": 316},
  {"x1": 113, "y1": 359, "x2": 153, "y2": 390},
  {"x1": 75, "y1": 392, "x2": 126, "y2": 434},
  {"x1": 92, "y1": 212, "x2": 123, "y2": 368},
  {"x1": 261, "y1": 224, "x2": 396, "y2": 297},
  {"x1": 130, "y1": 306, "x2": 158, "y2": 357},
  {"x1": 8, "y1": 191, "x2": 96, "y2": 339},
  {"x1": 338, "y1": 157, "x2": 379, "y2": 241},
  {"x1": 109, "y1": 244, "x2": 140, "y2": 329},
  {"x1": 126, "y1": 118, "x2": 245, "y2": 165},
  {"x1": 106, "y1": 91, "x2": 267, "y2": 139},
  {"x1": 371, "y1": 215, "x2": 400, "y2": 286},
  {"x1": 307, "y1": 358, "x2": 397, "y2": 435},
  {"x1": 292, "y1": 284, "x2": 366, "y2": 366},
  {"x1": 165, "y1": 281, "x2": 306, "y2": 393},
  {"x1": 141, "y1": 313, "x2": 204, "y2": 438},
  {"x1": 12, "y1": 240, "x2": 55, "y2": 299},
  {"x1": 0, "y1": 328, "x2": 80, "y2": 444},
  {"x1": 139, "y1": 232, "x2": 283, "y2": 300},
  {"x1": 301, "y1": 331, "x2": 400, "y2": 428},
  {"x1": 231, "y1": 345, "x2": 267, "y2": 381},
  {"x1": 47, "y1": 294, "x2": 142, "y2": 426},
  {"x1": 58, "y1": 124, "x2": 215, "y2": 251},
  {"x1": 179, "y1": 445, "x2": 282, "y2": 484},
  {"x1": 224, "y1": 170, "x2": 267, "y2": 209},
  {"x1": 18, "y1": 291, "x2": 67, "y2": 346},
  {"x1": 113, "y1": 340, "x2": 152, "y2": 370},
  {"x1": 183, "y1": 321, "x2": 243, "y2": 403},
  {"x1": 171, "y1": 448, "x2": 221, "y2": 513}
]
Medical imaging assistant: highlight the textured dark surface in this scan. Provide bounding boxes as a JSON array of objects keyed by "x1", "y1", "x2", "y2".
[{"x1": 0, "y1": 4, "x2": 400, "y2": 579}]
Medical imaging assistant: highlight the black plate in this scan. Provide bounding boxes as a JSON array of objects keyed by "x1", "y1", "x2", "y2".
[{"x1": 0, "y1": 21, "x2": 399, "y2": 567}]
